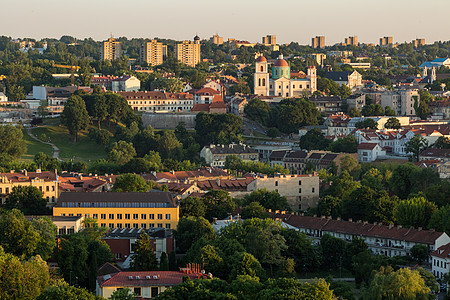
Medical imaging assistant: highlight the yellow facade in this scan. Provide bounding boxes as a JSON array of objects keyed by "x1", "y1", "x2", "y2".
[
  {"x1": 140, "y1": 40, "x2": 164, "y2": 66},
  {"x1": 101, "y1": 38, "x2": 122, "y2": 61},
  {"x1": 175, "y1": 41, "x2": 201, "y2": 67},
  {"x1": 0, "y1": 171, "x2": 59, "y2": 205},
  {"x1": 53, "y1": 206, "x2": 179, "y2": 230}
]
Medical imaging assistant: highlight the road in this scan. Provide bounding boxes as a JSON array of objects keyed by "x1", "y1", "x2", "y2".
[{"x1": 26, "y1": 127, "x2": 63, "y2": 161}]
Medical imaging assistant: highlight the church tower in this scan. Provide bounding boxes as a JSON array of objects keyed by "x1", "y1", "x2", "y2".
[
  {"x1": 307, "y1": 66, "x2": 317, "y2": 93},
  {"x1": 254, "y1": 56, "x2": 270, "y2": 96}
]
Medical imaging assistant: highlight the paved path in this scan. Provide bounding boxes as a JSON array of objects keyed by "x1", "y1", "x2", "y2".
[{"x1": 26, "y1": 127, "x2": 63, "y2": 161}]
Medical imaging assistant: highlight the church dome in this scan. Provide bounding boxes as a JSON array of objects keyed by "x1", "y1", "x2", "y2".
[
  {"x1": 256, "y1": 56, "x2": 267, "y2": 62},
  {"x1": 274, "y1": 58, "x2": 289, "y2": 67},
  {"x1": 194, "y1": 35, "x2": 200, "y2": 41}
]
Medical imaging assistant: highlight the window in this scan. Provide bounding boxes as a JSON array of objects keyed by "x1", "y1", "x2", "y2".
[
  {"x1": 109, "y1": 214, "x2": 114, "y2": 219},
  {"x1": 260, "y1": 66, "x2": 264, "y2": 72},
  {"x1": 141, "y1": 214, "x2": 146, "y2": 219},
  {"x1": 262, "y1": 78, "x2": 266, "y2": 86},
  {"x1": 141, "y1": 224, "x2": 147, "y2": 229},
  {"x1": 166, "y1": 214, "x2": 171, "y2": 220},
  {"x1": 134, "y1": 288, "x2": 142, "y2": 296},
  {"x1": 133, "y1": 214, "x2": 138, "y2": 220},
  {"x1": 157, "y1": 223, "x2": 163, "y2": 228},
  {"x1": 312, "y1": 187, "x2": 315, "y2": 193},
  {"x1": 46, "y1": 186, "x2": 49, "y2": 192},
  {"x1": 157, "y1": 214, "x2": 163, "y2": 220},
  {"x1": 165, "y1": 224, "x2": 171, "y2": 229},
  {"x1": 149, "y1": 214, "x2": 155, "y2": 220},
  {"x1": 275, "y1": 181, "x2": 278, "y2": 186},
  {"x1": 151, "y1": 287, "x2": 159, "y2": 298},
  {"x1": 116, "y1": 253, "x2": 122, "y2": 259},
  {"x1": 60, "y1": 213, "x2": 65, "y2": 216},
  {"x1": 133, "y1": 223, "x2": 138, "y2": 228},
  {"x1": 109, "y1": 223, "x2": 114, "y2": 228},
  {"x1": 52, "y1": 186, "x2": 55, "y2": 191},
  {"x1": 101, "y1": 214, "x2": 106, "y2": 219},
  {"x1": 125, "y1": 223, "x2": 130, "y2": 229},
  {"x1": 125, "y1": 214, "x2": 130, "y2": 219},
  {"x1": 299, "y1": 180, "x2": 302, "y2": 185},
  {"x1": 117, "y1": 214, "x2": 122, "y2": 220},
  {"x1": 93, "y1": 214, "x2": 98, "y2": 219},
  {"x1": 101, "y1": 223, "x2": 106, "y2": 227},
  {"x1": 258, "y1": 78, "x2": 261, "y2": 86},
  {"x1": 149, "y1": 223, "x2": 155, "y2": 228},
  {"x1": 299, "y1": 188, "x2": 302, "y2": 194}
]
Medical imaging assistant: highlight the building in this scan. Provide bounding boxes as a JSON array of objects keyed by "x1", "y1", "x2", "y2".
[
  {"x1": 25, "y1": 215, "x2": 84, "y2": 235},
  {"x1": 312, "y1": 36, "x2": 325, "y2": 49},
  {"x1": 111, "y1": 75, "x2": 140, "y2": 92},
  {"x1": 254, "y1": 55, "x2": 317, "y2": 97},
  {"x1": 175, "y1": 37, "x2": 201, "y2": 67},
  {"x1": 379, "y1": 36, "x2": 393, "y2": 47},
  {"x1": 192, "y1": 87, "x2": 221, "y2": 104},
  {"x1": 344, "y1": 93, "x2": 365, "y2": 111},
  {"x1": 262, "y1": 35, "x2": 276, "y2": 45},
  {"x1": 428, "y1": 100, "x2": 450, "y2": 119},
  {"x1": 309, "y1": 96, "x2": 344, "y2": 115},
  {"x1": 413, "y1": 38, "x2": 425, "y2": 48},
  {"x1": 53, "y1": 191, "x2": 180, "y2": 230},
  {"x1": 310, "y1": 53, "x2": 327, "y2": 66},
  {"x1": 140, "y1": 40, "x2": 164, "y2": 66},
  {"x1": 96, "y1": 265, "x2": 206, "y2": 299},
  {"x1": 325, "y1": 71, "x2": 362, "y2": 89},
  {"x1": 270, "y1": 212, "x2": 450, "y2": 258},
  {"x1": 344, "y1": 36, "x2": 358, "y2": 46},
  {"x1": 0, "y1": 170, "x2": 59, "y2": 206},
  {"x1": 380, "y1": 88, "x2": 419, "y2": 116},
  {"x1": 191, "y1": 96, "x2": 227, "y2": 114},
  {"x1": 102, "y1": 227, "x2": 174, "y2": 264},
  {"x1": 419, "y1": 58, "x2": 450, "y2": 69},
  {"x1": 210, "y1": 35, "x2": 224, "y2": 45},
  {"x1": 91, "y1": 75, "x2": 118, "y2": 90},
  {"x1": 420, "y1": 148, "x2": 450, "y2": 162},
  {"x1": 200, "y1": 144, "x2": 259, "y2": 167},
  {"x1": 247, "y1": 174, "x2": 319, "y2": 210},
  {"x1": 0, "y1": 92, "x2": 8, "y2": 102},
  {"x1": 431, "y1": 243, "x2": 450, "y2": 280},
  {"x1": 357, "y1": 143, "x2": 386, "y2": 162},
  {"x1": 119, "y1": 91, "x2": 194, "y2": 112},
  {"x1": 229, "y1": 95, "x2": 248, "y2": 116},
  {"x1": 100, "y1": 38, "x2": 122, "y2": 61}
]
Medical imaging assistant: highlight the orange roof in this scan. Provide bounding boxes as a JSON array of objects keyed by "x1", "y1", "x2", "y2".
[
  {"x1": 256, "y1": 56, "x2": 267, "y2": 62},
  {"x1": 274, "y1": 58, "x2": 289, "y2": 67}
]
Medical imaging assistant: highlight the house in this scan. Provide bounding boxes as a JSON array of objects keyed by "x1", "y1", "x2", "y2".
[
  {"x1": 357, "y1": 143, "x2": 386, "y2": 162},
  {"x1": 96, "y1": 264, "x2": 207, "y2": 299},
  {"x1": 380, "y1": 88, "x2": 419, "y2": 116},
  {"x1": 200, "y1": 144, "x2": 259, "y2": 167},
  {"x1": 191, "y1": 95, "x2": 227, "y2": 114},
  {"x1": 191, "y1": 87, "x2": 221, "y2": 104},
  {"x1": 325, "y1": 71, "x2": 362, "y2": 89},
  {"x1": 196, "y1": 177, "x2": 255, "y2": 198},
  {"x1": 111, "y1": 75, "x2": 141, "y2": 92},
  {"x1": 428, "y1": 100, "x2": 450, "y2": 119},
  {"x1": 0, "y1": 170, "x2": 59, "y2": 206},
  {"x1": 91, "y1": 75, "x2": 118, "y2": 90},
  {"x1": 344, "y1": 93, "x2": 365, "y2": 111},
  {"x1": 309, "y1": 96, "x2": 344, "y2": 115},
  {"x1": 0, "y1": 92, "x2": 7, "y2": 102},
  {"x1": 270, "y1": 212, "x2": 450, "y2": 259},
  {"x1": 431, "y1": 243, "x2": 450, "y2": 280},
  {"x1": 25, "y1": 215, "x2": 84, "y2": 235},
  {"x1": 420, "y1": 148, "x2": 450, "y2": 162},
  {"x1": 141, "y1": 168, "x2": 231, "y2": 184},
  {"x1": 230, "y1": 96, "x2": 248, "y2": 116},
  {"x1": 102, "y1": 227, "x2": 174, "y2": 264},
  {"x1": 162, "y1": 182, "x2": 203, "y2": 199},
  {"x1": 58, "y1": 174, "x2": 116, "y2": 193},
  {"x1": 252, "y1": 145, "x2": 292, "y2": 162},
  {"x1": 53, "y1": 191, "x2": 180, "y2": 230},
  {"x1": 119, "y1": 91, "x2": 194, "y2": 113}
]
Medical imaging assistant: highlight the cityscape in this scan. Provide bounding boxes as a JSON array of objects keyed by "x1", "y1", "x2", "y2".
[{"x1": 1, "y1": 2, "x2": 450, "y2": 299}]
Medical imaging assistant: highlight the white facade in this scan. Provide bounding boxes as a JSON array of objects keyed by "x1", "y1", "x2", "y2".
[
  {"x1": 381, "y1": 89, "x2": 419, "y2": 116},
  {"x1": 112, "y1": 76, "x2": 141, "y2": 92},
  {"x1": 0, "y1": 92, "x2": 8, "y2": 102},
  {"x1": 432, "y1": 244, "x2": 450, "y2": 280},
  {"x1": 357, "y1": 143, "x2": 386, "y2": 162}
]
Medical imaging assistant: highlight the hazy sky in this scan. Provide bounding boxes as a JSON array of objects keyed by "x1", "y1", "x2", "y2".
[{"x1": 3, "y1": 0, "x2": 450, "y2": 45}]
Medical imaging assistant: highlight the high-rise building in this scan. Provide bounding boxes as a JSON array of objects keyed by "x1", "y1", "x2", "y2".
[
  {"x1": 210, "y1": 34, "x2": 224, "y2": 45},
  {"x1": 140, "y1": 40, "x2": 164, "y2": 66},
  {"x1": 413, "y1": 38, "x2": 425, "y2": 48},
  {"x1": 344, "y1": 36, "x2": 358, "y2": 46},
  {"x1": 175, "y1": 36, "x2": 201, "y2": 67},
  {"x1": 100, "y1": 38, "x2": 121, "y2": 60},
  {"x1": 312, "y1": 36, "x2": 325, "y2": 49},
  {"x1": 262, "y1": 35, "x2": 276, "y2": 45},
  {"x1": 379, "y1": 36, "x2": 393, "y2": 47}
]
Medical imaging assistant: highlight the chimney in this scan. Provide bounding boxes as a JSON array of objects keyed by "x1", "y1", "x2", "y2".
[
  {"x1": 275, "y1": 210, "x2": 280, "y2": 214},
  {"x1": 281, "y1": 211, "x2": 286, "y2": 214},
  {"x1": 10, "y1": 170, "x2": 15, "y2": 173}
]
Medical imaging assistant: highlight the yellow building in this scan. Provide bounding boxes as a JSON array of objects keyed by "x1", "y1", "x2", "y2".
[
  {"x1": 53, "y1": 191, "x2": 179, "y2": 229},
  {"x1": 210, "y1": 34, "x2": 224, "y2": 45},
  {"x1": 0, "y1": 170, "x2": 59, "y2": 205},
  {"x1": 262, "y1": 35, "x2": 276, "y2": 46},
  {"x1": 100, "y1": 38, "x2": 122, "y2": 61},
  {"x1": 140, "y1": 40, "x2": 164, "y2": 66},
  {"x1": 312, "y1": 36, "x2": 325, "y2": 49},
  {"x1": 175, "y1": 37, "x2": 201, "y2": 67}
]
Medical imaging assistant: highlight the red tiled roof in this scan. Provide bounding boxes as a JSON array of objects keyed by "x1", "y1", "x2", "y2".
[
  {"x1": 271, "y1": 213, "x2": 446, "y2": 245},
  {"x1": 193, "y1": 87, "x2": 221, "y2": 95},
  {"x1": 0, "y1": 171, "x2": 56, "y2": 182},
  {"x1": 98, "y1": 271, "x2": 201, "y2": 287},
  {"x1": 191, "y1": 104, "x2": 210, "y2": 112},
  {"x1": 431, "y1": 243, "x2": 450, "y2": 259},
  {"x1": 357, "y1": 143, "x2": 378, "y2": 150}
]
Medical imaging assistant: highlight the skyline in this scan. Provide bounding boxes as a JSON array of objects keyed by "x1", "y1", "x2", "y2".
[{"x1": 3, "y1": 0, "x2": 450, "y2": 45}]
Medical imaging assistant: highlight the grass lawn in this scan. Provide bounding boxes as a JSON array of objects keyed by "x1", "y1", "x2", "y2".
[
  {"x1": 21, "y1": 130, "x2": 54, "y2": 162},
  {"x1": 31, "y1": 122, "x2": 107, "y2": 163}
]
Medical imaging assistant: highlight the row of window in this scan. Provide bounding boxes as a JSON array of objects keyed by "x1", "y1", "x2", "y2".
[
  {"x1": 433, "y1": 258, "x2": 447, "y2": 269},
  {"x1": 103, "y1": 223, "x2": 170, "y2": 229},
  {"x1": 0, "y1": 185, "x2": 55, "y2": 194},
  {"x1": 61, "y1": 202, "x2": 170, "y2": 208},
  {"x1": 61, "y1": 213, "x2": 171, "y2": 220},
  {"x1": 129, "y1": 101, "x2": 192, "y2": 105}
]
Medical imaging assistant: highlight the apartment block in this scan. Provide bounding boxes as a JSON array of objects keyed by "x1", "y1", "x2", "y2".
[
  {"x1": 53, "y1": 192, "x2": 180, "y2": 230},
  {"x1": 379, "y1": 36, "x2": 393, "y2": 47},
  {"x1": 413, "y1": 38, "x2": 425, "y2": 48},
  {"x1": 262, "y1": 35, "x2": 276, "y2": 45},
  {"x1": 380, "y1": 88, "x2": 419, "y2": 116},
  {"x1": 100, "y1": 38, "x2": 121, "y2": 60},
  {"x1": 175, "y1": 38, "x2": 201, "y2": 67},
  {"x1": 210, "y1": 35, "x2": 224, "y2": 45},
  {"x1": 311, "y1": 36, "x2": 325, "y2": 49},
  {"x1": 344, "y1": 36, "x2": 358, "y2": 46},
  {"x1": 140, "y1": 40, "x2": 164, "y2": 66}
]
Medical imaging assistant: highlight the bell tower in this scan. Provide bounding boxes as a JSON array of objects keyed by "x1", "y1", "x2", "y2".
[
  {"x1": 307, "y1": 66, "x2": 317, "y2": 93},
  {"x1": 254, "y1": 56, "x2": 270, "y2": 96}
]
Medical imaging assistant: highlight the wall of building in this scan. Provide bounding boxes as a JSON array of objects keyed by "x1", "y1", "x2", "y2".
[{"x1": 142, "y1": 113, "x2": 196, "y2": 129}]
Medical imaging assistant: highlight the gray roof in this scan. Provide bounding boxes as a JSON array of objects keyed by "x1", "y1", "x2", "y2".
[
  {"x1": 209, "y1": 144, "x2": 258, "y2": 155},
  {"x1": 325, "y1": 71, "x2": 351, "y2": 82},
  {"x1": 104, "y1": 227, "x2": 171, "y2": 239}
]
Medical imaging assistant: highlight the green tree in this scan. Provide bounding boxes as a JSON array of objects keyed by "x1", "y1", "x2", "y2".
[
  {"x1": 112, "y1": 174, "x2": 150, "y2": 192},
  {"x1": 180, "y1": 196, "x2": 206, "y2": 218},
  {"x1": 355, "y1": 118, "x2": 378, "y2": 129},
  {"x1": 282, "y1": 229, "x2": 322, "y2": 273},
  {"x1": 395, "y1": 197, "x2": 437, "y2": 229},
  {"x1": 174, "y1": 216, "x2": 216, "y2": 253},
  {"x1": 168, "y1": 251, "x2": 177, "y2": 271},
  {"x1": 241, "y1": 202, "x2": 268, "y2": 219},
  {"x1": 428, "y1": 205, "x2": 450, "y2": 234},
  {"x1": 130, "y1": 232, "x2": 158, "y2": 271},
  {"x1": 243, "y1": 189, "x2": 290, "y2": 211},
  {"x1": 158, "y1": 131, "x2": 182, "y2": 160},
  {"x1": 0, "y1": 125, "x2": 26, "y2": 158},
  {"x1": 299, "y1": 128, "x2": 331, "y2": 151},
  {"x1": 244, "y1": 99, "x2": 271, "y2": 125},
  {"x1": 410, "y1": 244, "x2": 429, "y2": 265},
  {"x1": 36, "y1": 280, "x2": 101, "y2": 300},
  {"x1": 328, "y1": 136, "x2": 358, "y2": 153},
  {"x1": 363, "y1": 266, "x2": 430, "y2": 300},
  {"x1": 92, "y1": 95, "x2": 109, "y2": 130},
  {"x1": 159, "y1": 252, "x2": 169, "y2": 271},
  {"x1": 405, "y1": 134, "x2": 428, "y2": 162},
  {"x1": 433, "y1": 136, "x2": 450, "y2": 149},
  {"x1": 109, "y1": 288, "x2": 135, "y2": 300},
  {"x1": 30, "y1": 217, "x2": 57, "y2": 260},
  {"x1": 320, "y1": 234, "x2": 346, "y2": 270},
  {"x1": 349, "y1": 107, "x2": 361, "y2": 117},
  {"x1": 384, "y1": 117, "x2": 401, "y2": 129},
  {"x1": 61, "y1": 95, "x2": 90, "y2": 142},
  {"x1": 202, "y1": 190, "x2": 236, "y2": 221},
  {"x1": 384, "y1": 106, "x2": 396, "y2": 116},
  {"x1": 267, "y1": 127, "x2": 280, "y2": 138},
  {"x1": 37, "y1": 100, "x2": 49, "y2": 118},
  {"x1": 108, "y1": 141, "x2": 136, "y2": 165},
  {"x1": 5, "y1": 185, "x2": 47, "y2": 215},
  {"x1": 229, "y1": 252, "x2": 265, "y2": 281},
  {"x1": 339, "y1": 155, "x2": 360, "y2": 174}
]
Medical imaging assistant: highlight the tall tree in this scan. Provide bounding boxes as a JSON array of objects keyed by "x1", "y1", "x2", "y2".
[
  {"x1": 395, "y1": 196, "x2": 437, "y2": 228},
  {"x1": 130, "y1": 232, "x2": 158, "y2": 271},
  {"x1": 61, "y1": 95, "x2": 90, "y2": 142},
  {"x1": 108, "y1": 141, "x2": 136, "y2": 165},
  {"x1": 0, "y1": 125, "x2": 26, "y2": 158},
  {"x1": 5, "y1": 186, "x2": 47, "y2": 215},
  {"x1": 384, "y1": 117, "x2": 401, "y2": 129},
  {"x1": 112, "y1": 174, "x2": 150, "y2": 192},
  {"x1": 405, "y1": 134, "x2": 428, "y2": 162}
]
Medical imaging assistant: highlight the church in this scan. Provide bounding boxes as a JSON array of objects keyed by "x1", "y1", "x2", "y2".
[{"x1": 254, "y1": 55, "x2": 317, "y2": 97}]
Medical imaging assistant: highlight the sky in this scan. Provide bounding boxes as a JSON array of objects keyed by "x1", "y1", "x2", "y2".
[{"x1": 2, "y1": 0, "x2": 450, "y2": 45}]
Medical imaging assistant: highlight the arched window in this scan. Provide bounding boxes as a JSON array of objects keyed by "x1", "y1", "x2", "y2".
[
  {"x1": 262, "y1": 78, "x2": 266, "y2": 86},
  {"x1": 260, "y1": 66, "x2": 264, "y2": 72},
  {"x1": 258, "y1": 78, "x2": 261, "y2": 86}
]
